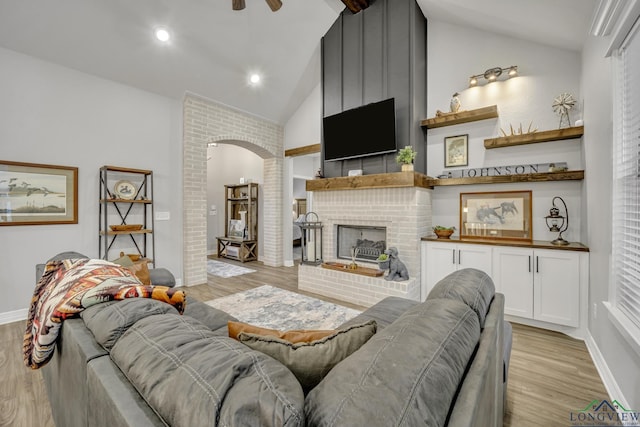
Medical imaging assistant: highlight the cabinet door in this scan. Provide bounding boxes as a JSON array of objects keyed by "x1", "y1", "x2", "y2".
[
  {"x1": 457, "y1": 244, "x2": 492, "y2": 277},
  {"x1": 492, "y1": 246, "x2": 533, "y2": 318},
  {"x1": 425, "y1": 242, "x2": 457, "y2": 295},
  {"x1": 534, "y1": 249, "x2": 580, "y2": 327}
]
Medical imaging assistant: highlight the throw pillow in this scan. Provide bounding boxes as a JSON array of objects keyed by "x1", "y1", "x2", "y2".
[
  {"x1": 128, "y1": 262, "x2": 151, "y2": 286},
  {"x1": 228, "y1": 321, "x2": 336, "y2": 343},
  {"x1": 111, "y1": 255, "x2": 151, "y2": 286},
  {"x1": 238, "y1": 320, "x2": 377, "y2": 394},
  {"x1": 111, "y1": 255, "x2": 134, "y2": 267}
]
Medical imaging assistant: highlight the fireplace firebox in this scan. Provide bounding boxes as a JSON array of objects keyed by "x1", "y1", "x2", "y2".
[{"x1": 336, "y1": 225, "x2": 386, "y2": 262}]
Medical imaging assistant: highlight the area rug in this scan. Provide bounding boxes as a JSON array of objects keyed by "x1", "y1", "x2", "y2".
[
  {"x1": 206, "y1": 259, "x2": 256, "y2": 278},
  {"x1": 205, "y1": 285, "x2": 361, "y2": 330}
]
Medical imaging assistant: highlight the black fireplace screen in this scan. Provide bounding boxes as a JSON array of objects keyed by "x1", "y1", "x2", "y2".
[{"x1": 336, "y1": 225, "x2": 386, "y2": 262}]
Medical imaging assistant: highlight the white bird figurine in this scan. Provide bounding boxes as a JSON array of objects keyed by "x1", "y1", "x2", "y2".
[{"x1": 450, "y1": 92, "x2": 461, "y2": 113}]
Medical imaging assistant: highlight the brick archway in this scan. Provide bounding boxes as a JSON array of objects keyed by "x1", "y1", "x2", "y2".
[{"x1": 183, "y1": 94, "x2": 284, "y2": 286}]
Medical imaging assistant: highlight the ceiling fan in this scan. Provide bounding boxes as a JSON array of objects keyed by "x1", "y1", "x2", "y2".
[
  {"x1": 232, "y1": 0, "x2": 282, "y2": 12},
  {"x1": 231, "y1": 0, "x2": 370, "y2": 13}
]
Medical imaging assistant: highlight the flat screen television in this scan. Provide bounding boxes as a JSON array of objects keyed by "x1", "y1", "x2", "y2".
[{"x1": 323, "y1": 98, "x2": 397, "y2": 162}]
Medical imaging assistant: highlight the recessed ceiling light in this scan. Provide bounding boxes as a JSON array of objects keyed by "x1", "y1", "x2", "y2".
[
  {"x1": 249, "y1": 73, "x2": 261, "y2": 85},
  {"x1": 154, "y1": 27, "x2": 171, "y2": 42}
]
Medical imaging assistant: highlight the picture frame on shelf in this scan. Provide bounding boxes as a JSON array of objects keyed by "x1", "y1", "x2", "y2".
[
  {"x1": 460, "y1": 190, "x2": 532, "y2": 242},
  {"x1": 444, "y1": 134, "x2": 469, "y2": 167},
  {"x1": 0, "y1": 160, "x2": 78, "y2": 226},
  {"x1": 113, "y1": 180, "x2": 137, "y2": 200},
  {"x1": 228, "y1": 219, "x2": 244, "y2": 238}
]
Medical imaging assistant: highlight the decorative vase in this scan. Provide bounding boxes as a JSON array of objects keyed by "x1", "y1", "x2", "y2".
[
  {"x1": 401, "y1": 163, "x2": 414, "y2": 172},
  {"x1": 377, "y1": 260, "x2": 390, "y2": 271}
]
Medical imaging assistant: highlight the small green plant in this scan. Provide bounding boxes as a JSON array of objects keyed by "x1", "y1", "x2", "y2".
[
  {"x1": 396, "y1": 146, "x2": 417, "y2": 165},
  {"x1": 376, "y1": 253, "x2": 389, "y2": 261},
  {"x1": 433, "y1": 225, "x2": 455, "y2": 231}
]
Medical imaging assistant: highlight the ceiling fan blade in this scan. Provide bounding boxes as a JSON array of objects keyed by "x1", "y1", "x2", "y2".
[
  {"x1": 265, "y1": 0, "x2": 282, "y2": 12},
  {"x1": 232, "y1": 0, "x2": 245, "y2": 10}
]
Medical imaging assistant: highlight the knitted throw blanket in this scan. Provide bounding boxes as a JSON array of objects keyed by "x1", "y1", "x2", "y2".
[{"x1": 23, "y1": 258, "x2": 186, "y2": 369}]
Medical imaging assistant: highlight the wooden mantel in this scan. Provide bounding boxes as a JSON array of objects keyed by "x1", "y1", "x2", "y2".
[
  {"x1": 306, "y1": 171, "x2": 433, "y2": 191},
  {"x1": 306, "y1": 170, "x2": 585, "y2": 191}
]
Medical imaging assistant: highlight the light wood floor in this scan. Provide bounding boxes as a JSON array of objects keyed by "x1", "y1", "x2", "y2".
[{"x1": 1, "y1": 257, "x2": 609, "y2": 427}]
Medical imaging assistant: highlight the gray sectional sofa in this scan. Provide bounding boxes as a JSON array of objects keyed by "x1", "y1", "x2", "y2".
[{"x1": 38, "y1": 259, "x2": 510, "y2": 427}]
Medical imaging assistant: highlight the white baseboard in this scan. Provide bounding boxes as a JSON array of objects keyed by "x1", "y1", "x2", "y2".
[
  {"x1": 584, "y1": 331, "x2": 628, "y2": 406},
  {"x1": 284, "y1": 260, "x2": 294, "y2": 267},
  {"x1": 0, "y1": 308, "x2": 28, "y2": 325}
]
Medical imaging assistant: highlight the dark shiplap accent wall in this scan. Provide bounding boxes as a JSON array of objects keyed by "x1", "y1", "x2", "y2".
[{"x1": 321, "y1": 0, "x2": 427, "y2": 178}]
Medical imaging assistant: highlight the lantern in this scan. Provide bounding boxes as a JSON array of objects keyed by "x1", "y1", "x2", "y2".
[
  {"x1": 544, "y1": 196, "x2": 569, "y2": 245},
  {"x1": 300, "y1": 212, "x2": 323, "y2": 265}
]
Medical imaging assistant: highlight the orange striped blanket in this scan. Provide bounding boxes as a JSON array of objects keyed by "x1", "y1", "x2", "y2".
[{"x1": 23, "y1": 258, "x2": 186, "y2": 369}]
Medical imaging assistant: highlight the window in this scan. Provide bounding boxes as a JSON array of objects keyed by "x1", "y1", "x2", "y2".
[{"x1": 611, "y1": 14, "x2": 640, "y2": 351}]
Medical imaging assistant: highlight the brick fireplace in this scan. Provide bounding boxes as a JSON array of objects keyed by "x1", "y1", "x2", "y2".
[{"x1": 298, "y1": 172, "x2": 432, "y2": 307}]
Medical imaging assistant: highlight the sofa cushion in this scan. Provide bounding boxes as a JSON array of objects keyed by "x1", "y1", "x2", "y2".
[
  {"x1": 238, "y1": 320, "x2": 377, "y2": 394},
  {"x1": 337, "y1": 296, "x2": 419, "y2": 330},
  {"x1": 304, "y1": 299, "x2": 480, "y2": 427},
  {"x1": 228, "y1": 320, "x2": 336, "y2": 342},
  {"x1": 110, "y1": 313, "x2": 305, "y2": 427},
  {"x1": 427, "y1": 268, "x2": 495, "y2": 327},
  {"x1": 81, "y1": 299, "x2": 177, "y2": 350}
]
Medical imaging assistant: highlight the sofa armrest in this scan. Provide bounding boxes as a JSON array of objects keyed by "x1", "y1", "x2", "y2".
[{"x1": 148, "y1": 267, "x2": 175, "y2": 287}]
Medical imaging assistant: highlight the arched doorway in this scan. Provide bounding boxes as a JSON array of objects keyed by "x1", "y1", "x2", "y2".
[{"x1": 183, "y1": 94, "x2": 284, "y2": 286}]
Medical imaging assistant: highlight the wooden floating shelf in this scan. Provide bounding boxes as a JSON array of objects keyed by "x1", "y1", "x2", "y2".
[
  {"x1": 484, "y1": 126, "x2": 584, "y2": 149},
  {"x1": 101, "y1": 165, "x2": 152, "y2": 175},
  {"x1": 101, "y1": 199, "x2": 152, "y2": 204},
  {"x1": 306, "y1": 171, "x2": 432, "y2": 192},
  {"x1": 101, "y1": 229, "x2": 153, "y2": 236},
  {"x1": 421, "y1": 105, "x2": 498, "y2": 129},
  {"x1": 321, "y1": 262, "x2": 384, "y2": 277},
  {"x1": 427, "y1": 170, "x2": 584, "y2": 186}
]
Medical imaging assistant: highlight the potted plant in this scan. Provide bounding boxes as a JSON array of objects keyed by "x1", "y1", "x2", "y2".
[
  {"x1": 396, "y1": 146, "x2": 417, "y2": 171},
  {"x1": 376, "y1": 253, "x2": 390, "y2": 271},
  {"x1": 433, "y1": 225, "x2": 455, "y2": 239}
]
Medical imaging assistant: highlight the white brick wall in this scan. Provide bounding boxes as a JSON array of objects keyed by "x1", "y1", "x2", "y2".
[
  {"x1": 299, "y1": 186, "x2": 432, "y2": 306},
  {"x1": 183, "y1": 95, "x2": 284, "y2": 285}
]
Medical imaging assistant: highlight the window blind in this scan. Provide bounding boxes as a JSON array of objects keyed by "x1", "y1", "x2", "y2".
[{"x1": 613, "y1": 17, "x2": 640, "y2": 330}]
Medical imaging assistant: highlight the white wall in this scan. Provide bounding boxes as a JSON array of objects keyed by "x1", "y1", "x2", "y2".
[
  {"x1": 582, "y1": 31, "x2": 640, "y2": 408},
  {"x1": 0, "y1": 47, "x2": 183, "y2": 320},
  {"x1": 284, "y1": 83, "x2": 322, "y2": 150},
  {"x1": 427, "y1": 20, "x2": 584, "y2": 242},
  {"x1": 282, "y1": 83, "x2": 322, "y2": 265},
  {"x1": 206, "y1": 144, "x2": 264, "y2": 256}
]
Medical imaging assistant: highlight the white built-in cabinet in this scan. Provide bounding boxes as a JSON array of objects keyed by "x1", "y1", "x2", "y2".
[
  {"x1": 421, "y1": 239, "x2": 589, "y2": 338},
  {"x1": 492, "y1": 247, "x2": 580, "y2": 327},
  {"x1": 422, "y1": 242, "x2": 492, "y2": 296}
]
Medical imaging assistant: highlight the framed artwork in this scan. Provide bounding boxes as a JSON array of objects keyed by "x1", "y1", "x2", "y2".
[
  {"x1": 444, "y1": 134, "x2": 469, "y2": 167},
  {"x1": 460, "y1": 190, "x2": 532, "y2": 242},
  {"x1": 0, "y1": 160, "x2": 78, "y2": 226},
  {"x1": 228, "y1": 219, "x2": 245, "y2": 238}
]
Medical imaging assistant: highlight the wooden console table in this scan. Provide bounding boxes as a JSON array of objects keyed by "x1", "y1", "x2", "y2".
[{"x1": 216, "y1": 237, "x2": 257, "y2": 262}]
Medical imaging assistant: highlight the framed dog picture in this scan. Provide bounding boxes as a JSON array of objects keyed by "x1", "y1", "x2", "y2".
[{"x1": 460, "y1": 190, "x2": 532, "y2": 242}]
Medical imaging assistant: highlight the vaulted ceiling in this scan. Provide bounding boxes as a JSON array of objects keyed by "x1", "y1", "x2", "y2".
[{"x1": 0, "y1": 0, "x2": 596, "y2": 125}]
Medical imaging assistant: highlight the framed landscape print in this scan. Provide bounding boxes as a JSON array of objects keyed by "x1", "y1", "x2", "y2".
[
  {"x1": 444, "y1": 134, "x2": 468, "y2": 167},
  {"x1": 0, "y1": 160, "x2": 78, "y2": 226},
  {"x1": 460, "y1": 190, "x2": 532, "y2": 242}
]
